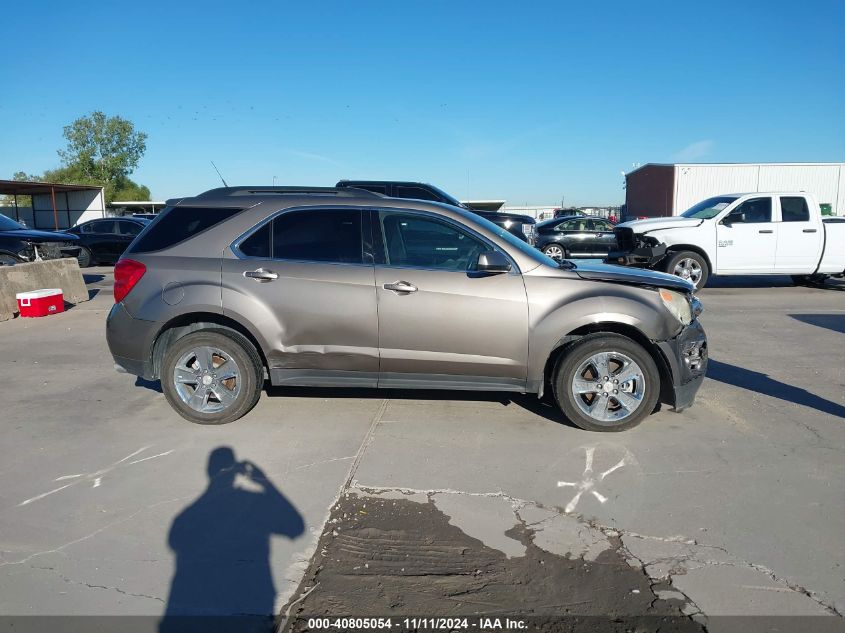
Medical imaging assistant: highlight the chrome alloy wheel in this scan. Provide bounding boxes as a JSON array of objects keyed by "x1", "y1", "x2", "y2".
[
  {"x1": 673, "y1": 257, "x2": 703, "y2": 286},
  {"x1": 571, "y1": 351, "x2": 645, "y2": 424},
  {"x1": 173, "y1": 346, "x2": 242, "y2": 413},
  {"x1": 544, "y1": 244, "x2": 565, "y2": 261}
]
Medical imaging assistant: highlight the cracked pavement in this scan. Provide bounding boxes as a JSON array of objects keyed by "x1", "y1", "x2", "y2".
[{"x1": 1, "y1": 269, "x2": 844, "y2": 628}]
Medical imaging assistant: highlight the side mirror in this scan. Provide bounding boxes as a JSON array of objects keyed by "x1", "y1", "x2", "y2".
[
  {"x1": 723, "y1": 211, "x2": 745, "y2": 226},
  {"x1": 476, "y1": 250, "x2": 512, "y2": 274}
]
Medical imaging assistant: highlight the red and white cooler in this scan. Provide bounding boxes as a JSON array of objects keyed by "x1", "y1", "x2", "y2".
[{"x1": 16, "y1": 288, "x2": 65, "y2": 318}]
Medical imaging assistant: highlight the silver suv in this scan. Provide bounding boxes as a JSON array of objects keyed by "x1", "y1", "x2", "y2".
[{"x1": 106, "y1": 186, "x2": 707, "y2": 432}]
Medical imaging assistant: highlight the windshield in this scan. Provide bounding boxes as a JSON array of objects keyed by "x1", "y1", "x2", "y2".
[
  {"x1": 0, "y1": 215, "x2": 24, "y2": 231},
  {"x1": 680, "y1": 196, "x2": 738, "y2": 219},
  {"x1": 428, "y1": 184, "x2": 467, "y2": 208}
]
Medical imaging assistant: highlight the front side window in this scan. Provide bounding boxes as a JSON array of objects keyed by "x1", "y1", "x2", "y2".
[
  {"x1": 272, "y1": 209, "x2": 363, "y2": 264},
  {"x1": 118, "y1": 220, "x2": 144, "y2": 236},
  {"x1": 378, "y1": 212, "x2": 487, "y2": 271},
  {"x1": 780, "y1": 197, "x2": 810, "y2": 222},
  {"x1": 733, "y1": 198, "x2": 772, "y2": 223}
]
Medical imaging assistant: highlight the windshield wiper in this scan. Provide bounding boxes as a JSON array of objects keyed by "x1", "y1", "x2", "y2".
[{"x1": 558, "y1": 259, "x2": 577, "y2": 269}]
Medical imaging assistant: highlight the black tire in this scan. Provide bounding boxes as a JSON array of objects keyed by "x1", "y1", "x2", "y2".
[
  {"x1": 542, "y1": 243, "x2": 569, "y2": 261},
  {"x1": 0, "y1": 253, "x2": 18, "y2": 266},
  {"x1": 553, "y1": 333, "x2": 661, "y2": 432},
  {"x1": 664, "y1": 250, "x2": 709, "y2": 290},
  {"x1": 161, "y1": 329, "x2": 264, "y2": 425},
  {"x1": 76, "y1": 247, "x2": 93, "y2": 268}
]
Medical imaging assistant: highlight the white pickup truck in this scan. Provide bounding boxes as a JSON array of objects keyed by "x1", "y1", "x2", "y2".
[{"x1": 607, "y1": 193, "x2": 845, "y2": 289}]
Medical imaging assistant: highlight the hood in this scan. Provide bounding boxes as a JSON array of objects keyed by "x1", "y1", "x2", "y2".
[
  {"x1": 0, "y1": 228, "x2": 79, "y2": 242},
  {"x1": 574, "y1": 261, "x2": 694, "y2": 292},
  {"x1": 618, "y1": 217, "x2": 704, "y2": 233}
]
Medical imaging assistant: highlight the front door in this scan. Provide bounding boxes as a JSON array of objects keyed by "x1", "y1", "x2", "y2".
[
  {"x1": 716, "y1": 197, "x2": 778, "y2": 273},
  {"x1": 372, "y1": 209, "x2": 529, "y2": 390},
  {"x1": 222, "y1": 207, "x2": 379, "y2": 386}
]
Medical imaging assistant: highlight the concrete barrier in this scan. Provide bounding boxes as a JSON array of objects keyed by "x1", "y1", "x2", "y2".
[{"x1": 0, "y1": 258, "x2": 89, "y2": 321}]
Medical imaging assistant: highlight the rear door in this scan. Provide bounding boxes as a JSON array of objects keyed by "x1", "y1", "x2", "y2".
[
  {"x1": 88, "y1": 220, "x2": 122, "y2": 261},
  {"x1": 222, "y1": 207, "x2": 379, "y2": 385},
  {"x1": 587, "y1": 219, "x2": 617, "y2": 257},
  {"x1": 372, "y1": 209, "x2": 529, "y2": 390},
  {"x1": 774, "y1": 196, "x2": 823, "y2": 272},
  {"x1": 715, "y1": 197, "x2": 777, "y2": 272}
]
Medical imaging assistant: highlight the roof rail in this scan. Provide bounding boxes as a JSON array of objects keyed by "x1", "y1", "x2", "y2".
[{"x1": 194, "y1": 186, "x2": 383, "y2": 199}]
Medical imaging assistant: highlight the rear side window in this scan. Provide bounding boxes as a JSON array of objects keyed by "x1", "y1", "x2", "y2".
[
  {"x1": 394, "y1": 185, "x2": 441, "y2": 202},
  {"x1": 780, "y1": 197, "x2": 810, "y2": 222},
  {"x1": 91, "y1": 220, "x2": 117, "y2": 234},
  {"x1": 130, "y1": 207, "x2": 242, "y2": 253},
  {"x1": 244, "y1": 209, "x2": 363, "y2": 264}
]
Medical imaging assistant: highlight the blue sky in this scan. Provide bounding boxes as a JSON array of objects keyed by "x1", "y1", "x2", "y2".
[{"x1": 1, "y1": 0, "x2": 843, "y2": 205}]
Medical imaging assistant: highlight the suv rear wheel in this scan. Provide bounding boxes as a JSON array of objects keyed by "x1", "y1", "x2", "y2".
[
  {"x1": 553, "y1": 333, "x2": 660, "y2": 432},
  {"x1": 161, "y1": 329, "x2": 263, "y2": 424}
]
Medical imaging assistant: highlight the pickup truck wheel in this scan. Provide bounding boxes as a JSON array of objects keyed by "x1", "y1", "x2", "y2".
[
  {"x1": 161, "y1": 329, "x2": 263, "y2": 425},
  {"x1": 543, "y1": 244, "x2": 568, "y2": 261},
  {"x1": 553, "y1": 334, "x2": 660, "y2": 432},
  {"x1": 664, "y1": 251, "x2": 709, "y2": 290}
]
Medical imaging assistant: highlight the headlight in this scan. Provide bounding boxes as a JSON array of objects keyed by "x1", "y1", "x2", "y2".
[{"x1": 659, "y1": 288, "x2": 693, "y2": 325}]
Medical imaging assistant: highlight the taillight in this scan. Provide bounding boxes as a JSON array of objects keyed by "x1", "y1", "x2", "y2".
[{"x1": 114, "y1": 259, "x2": 146, "y2": 303}]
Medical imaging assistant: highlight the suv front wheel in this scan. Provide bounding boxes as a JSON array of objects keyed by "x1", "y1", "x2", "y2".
[
  {"x1": 161, "y1": 329, "x2": 264, "y2": 424},
  {"x1": 553, "y1": 333, "x2": 660, "y2": 432}
]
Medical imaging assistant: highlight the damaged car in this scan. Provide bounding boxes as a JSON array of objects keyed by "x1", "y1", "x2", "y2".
[
  {"x1": 606, "y1": 193, "x2": 845, "y2": 289},
  {"x1": 107, "y1": 186, "x2": 708, "y2": 432},
  {"x1": 0, "y1": 215, "x2": 81, "y2": 266}
]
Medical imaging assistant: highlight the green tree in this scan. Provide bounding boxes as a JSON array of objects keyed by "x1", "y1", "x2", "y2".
[{"x1": 56, "y1": 111, "x2": 148, "y2": 202}]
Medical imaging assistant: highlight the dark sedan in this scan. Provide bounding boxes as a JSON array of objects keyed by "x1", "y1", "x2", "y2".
[
  {"x1": 535, "y1": 215, "x2": 616, "y2": 261},
  {"x1": 65, "y1": 217, "x2": 150, "y2": 267},
  {"x1": 0, "y1": 214, "x2": 80, "y2": 265}
]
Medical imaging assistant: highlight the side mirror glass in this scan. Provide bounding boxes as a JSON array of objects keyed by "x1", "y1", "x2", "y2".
[
  {"x1": 723, "y1": 210, "x2": 745, "y2": 225},
  {"x1": 476, "y1": 250, "x2": 512, "y2": 273}
]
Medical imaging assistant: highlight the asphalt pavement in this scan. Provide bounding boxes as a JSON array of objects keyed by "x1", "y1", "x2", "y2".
[{"x1": 0, "y1": 267, "x2": 843, "y2": 631}]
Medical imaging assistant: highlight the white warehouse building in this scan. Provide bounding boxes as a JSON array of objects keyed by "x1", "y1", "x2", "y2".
[{"x1": 625, "y1": 163, "x2": 845, "y2": 218}]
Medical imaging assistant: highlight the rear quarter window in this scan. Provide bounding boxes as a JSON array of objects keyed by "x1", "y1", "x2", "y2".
[{"x1": 129, "y1": 206, "x2": 242, "y2": 253}]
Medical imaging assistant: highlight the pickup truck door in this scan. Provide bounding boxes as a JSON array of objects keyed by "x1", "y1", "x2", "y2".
[
  {"x1": 716, "y1": 197, "x2": 777, "y2": 273},
  {"x1": 774, "y1": 196, "x2": 824, "y2": 272},
  {"x1": 372, "y1": 209, "x2": 529, "y2": 390}
]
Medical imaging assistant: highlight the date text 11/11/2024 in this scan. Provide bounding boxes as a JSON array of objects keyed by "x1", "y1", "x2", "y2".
[{"x1": 304, "y1": 617, "x2": 528, "y2": 630}]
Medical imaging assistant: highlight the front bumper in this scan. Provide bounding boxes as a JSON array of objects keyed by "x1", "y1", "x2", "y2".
[
  {"x1": 656, "y1": 319, "x2": 708, "y2": 411},
  {"x1": 605, "y1": 243, "x2": 667, "y2": 267}
]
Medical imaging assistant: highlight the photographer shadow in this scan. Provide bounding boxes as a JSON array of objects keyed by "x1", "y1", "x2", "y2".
[{"x1": 160, "y1": 446, "x2": 305, "y2": 633}]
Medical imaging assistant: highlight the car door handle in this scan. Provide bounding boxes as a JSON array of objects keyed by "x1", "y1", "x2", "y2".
[
  {"x1": 383, "y1": 280, "x2": 417, "y2": 293},
  {"x1": 244, "y1": 268, "x2": 278, "y2": 282},
  {"x1": 803, "y1": 229, "x2": 817, "y2": 233},
  {"x1": 758, "y1": 230, "x2": 773, "y2": 234}
]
